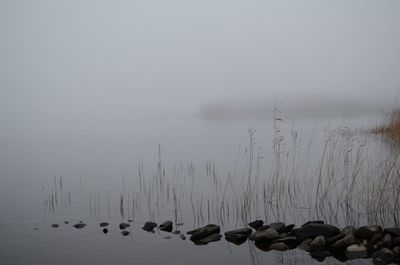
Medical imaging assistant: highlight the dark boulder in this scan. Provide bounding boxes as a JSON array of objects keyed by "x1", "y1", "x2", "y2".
[
  {"x1": 355, "y1": 225, "x2": 383, "y2": 240},
  {"x1": 249, "y1": 228, "x2": 279, "y2": 242},
  {"x1": 330, "y1": 234, "x2": 356, "y2": 251},
  {"x1": 100, "y1": 222, "x2": 109, "y2": 227},
  {"x1": 310, "y1": 235, "x2": 326, "y2": 252},
  {"x1": 142, "y1": 221, "x2": 157, "y2": 232},
  {"x1": 73, "y1": 222, "x2": 86, "y2": 229},
  {"x1": 310, "y1": 251, "x2": 331, "y2": 262},
  {"x1": 384, "y1": 228, "x2": 400, "y2": 238},
  {"x1": 248, "y1": 220, "x2": 264, "y2": 230},
  {"x1": 172, "y1": 230, "x2": 181, "y2": 235},
  {"x1": 269, "y1": 222, "x2": 285, "y2": 232},
  {"x1": 180, "y1": 234, "x2": 186, "y2": 240},
  {"x1": 293, "y1": 223, "x2": 340, "y2": 241},
  {"x1": 225, "y1": 228, "x2": 252, "y2": 245},
  {"x1": 119, "y1": 223, "x2": 130, "y2": 230},
  {"x1": 271, "y1": 236, "x2": 300, "y2": 249},
  {"x1": 280, "y1": 224, "x2": 295, "y2": 234},
  {"x1": 372, "y1": 248, "x2": 396, "y2": 263},
  {"x1": 121, "y1": 230, "x2": 129, "y2": 236},
  {"x1": 51, "y1": 224, "x2": 59, "y2": 228},
  {"x1": 188, "y1": 224, "x2": 220, "y2": 241},
  {"x1": 269, "y1": 242, "x2": 289, "y2": 251},
  {"x1": 159, "y1": 221, "x2": 173, "y2": 232},
  {"x1": 103, "y1": 228, "x2": 108, "y2": 234}
]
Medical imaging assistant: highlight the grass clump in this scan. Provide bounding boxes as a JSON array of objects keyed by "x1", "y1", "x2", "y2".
[{"x1": 372, "y1": 109, "x2": 400, "y2": 143}]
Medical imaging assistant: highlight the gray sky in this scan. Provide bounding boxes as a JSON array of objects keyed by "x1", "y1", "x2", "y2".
[{"x1": 1, "y1": 0, "x2": 400, "y2": 123}]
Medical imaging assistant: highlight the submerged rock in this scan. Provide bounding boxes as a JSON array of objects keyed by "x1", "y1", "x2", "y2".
[
  {"x1": 310, "y1": 235, "x2": 325, "y2": 252},
  {"x1": 269, "y1": 222, "x2": 285, "y2": 232},
  {"x1": 346, "y1": 244, "x2": 368, "y2": 259},
  {"x1": 293, "y1": 223, "x2": 340, "y2": 241},
  {"x1": 248, "y1": 220, "x2": 264, "y2": 230},
  {"x1": 142, "y1": 221, "x2": 157, "y2": 232},
  {"x1": 310, "y1": 251, "x2": 331, "y2": 262},
  {"x1": 64, "y1": 221, "x2": 69, "y2": 224},
  {"x1": 119, "y1": 223, "x2": 130, "y2": 230},
  {"x1": 180, "y1": 234, "x2": 186, "y2": 240},
  {"x1": 121, "y1": 230, "x2": 129, "y2": 236},
  {"x1": 225, "y1": 228, "x2": 252, "y2": 245},
  {"x1": 99, "y1": 222, "x2": 109, "y2": 227},
  {"x1": 103, "y1": 228, "x2": 108, "y2": 234},
  {"x1": 159, "y1": 221, "x2": 173, "y2": 232},
  {"x1": 269, "y1": 242, "x2": 289, "y2": 251},
  {"x1": 172, "y1": 230, "x2": 181, "y2": 235},
  {"x1": 188, "y1": 224, "x2": 220, "y2": 241},
  {"x1": 249, "y1": 228, "x2": 279, "y2": 242},
  {"x1": 51, "y1": 224, "x2": 59, "y2": 228},
  {"x1": 73, "y1": 222, "x2": 86, "y2": 229},
  {"x1": 355, "y1": 225, "x2": 383, "y2": 240},
  {"x1": 330, "y1": 234, "x2": 356, "y2": 251}
]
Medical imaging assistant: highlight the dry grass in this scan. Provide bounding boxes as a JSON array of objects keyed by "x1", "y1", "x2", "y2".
[{"x1": 372, "y1": 109, "x2": 400, "y2": 143}]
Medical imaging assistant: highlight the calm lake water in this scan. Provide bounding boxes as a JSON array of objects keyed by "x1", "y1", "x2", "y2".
[{"x1": 0, "y1": 113, "x2": 392, "y2": 265}]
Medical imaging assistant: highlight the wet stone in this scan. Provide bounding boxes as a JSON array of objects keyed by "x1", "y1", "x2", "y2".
[
  {"x1": 103, "y1": 228, "x2": 108, "y2": 234},
  {"x1": 280, "y1": 224, "x2": 295, "y2": 234},
  {"x1": 142, "y1": 222, "x2": 157, "y2": 232},
  {"x1": 172, "y1": 230, "x2": 181, "y2": 235},
  {"x1": 269, "y1": 242, "x2": 289, "y2": 251},
  {"x1": 121, "y1": 230, "x2": 129, "y2": 236},
  {"x1": 100, "y1": 222, "x2": 109, "y2": 227},
  {"x1": 180, "y1": 234, "x2": 186, "y2": 240},
  {"x1": 73, "y1": 222, "x2": 86, "y2": 229},
  {"x1": 249, "y1": 228, "x2": 279, "y2": 242},
  {"x1": 382, "y1": 233, "x2": 392, "y2": 248},
  {"x1": 356, "y1": 225, "x2": 383, "y2": 240},
  {"x1": 330, "y1": 234, "x2": 356, "y2": 251},
  {"x1": 293, "y1": 223, "x2": 340, "y2": 241},
  {"x1": 269, "y1": 222, "x2": 285, "y2": 232},
  {"x1": 119, "y1": 223, "x2": 130, "y2": 230},
  {"x1": 225, "y1": 228, "x2": 252, "y2": 245},
  {"x1": 188, "y1": 224, "x2": 220, "y2": 241},
  {"x1": 51, "y1": 224, "x2": 59, "y2": 228},
  {"x1": 372, "y1": 248, "x2": 396, "y2": 263},
  {"x1": 159, "y1": 221, "x2": 173, "y2": 232},
  {"x1": 248, "y1": 220, "x2": 264, "y2": 230},
  {"x1": 384, "y1": 228, "x2": 400, "y2": 238},
  {"x1": 346, "y1": 244, "x2": 368, "y2": 260},
  {"x1": 298, "y1": 238, "x2": 313, "y2": 252},
  {"x1": 310, "y1": 235, "x2": 325, "y2": 252},
  {"x1": 271, "y1": 236, "x2": 300, "y2": 249}
]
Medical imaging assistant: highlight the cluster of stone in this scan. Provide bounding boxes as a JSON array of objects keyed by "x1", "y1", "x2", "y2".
[{"x1": 49, "y1": 219, "x2": 400, "y2": 264}]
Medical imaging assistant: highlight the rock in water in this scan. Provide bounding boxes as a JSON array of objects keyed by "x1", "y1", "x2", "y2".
[
  {"x1": 248, "y1": 220, "x2": 264, "y2": 230},
  {"x1": 64, "y1": 221, "x2": 69, "y2": 224},
  {"x1": 121, "y1": 230, "x2": 129, "y2": 236},
  {"x1": 188, "y1": 224, "x2": 220, "y2": 241},
  {"x1": 119, "y1": 223, "x2": 130, "y2": 230},
  {"x1": 310, "y1": 235, "x2": 325, "y2": 252},
  {"x1": 172, "y1": 230, "x2": 181, "y2": 235},
  {"x1": 269, "y1": 222, "x2": 285, "y2": 232},
  {"x1": 249, "y1": 228, "x2": 279, "y2": 242},
  {"x1": 271, "y1": 237, "x2": 300, "y2": 249},
  {"x1": 346, "y1": 244, "x2": 368, "y2": 259},
  {"x1": 180, "y1": 234, "x2": 186, "y2": 240},
  {"x1": 159, "y1": 221, "x2": 173, "y2": 232},
  {"x1": 103, "y1": 228, "x2": 108, "y2": 234},
  {"x1": 269, "y1": 242, "x2": 289, "y2": 251},
  {"x1": 293, "y1": 223, "x2": 340, "y2": 241},
  {"x1": 51, "y1": 224, "x2": 59, "y2": 228},
  {"x1": 73, "y1": 222, "x2": 86, "y2": 229},
  {"x1": 100, "y1": 222, "x2": 109, "y2": 227},
  {"x1": 330, "y1": 234, "x2": 356, "y2": 251},
  {"x1": 225, "y1": 228, "x2": 252, "y2": 245},
  {"x1": 142, "y1": 221, "x2": 158, "y2": 232},
  {"x1": 193, "y1": 233, "x2": 222, "y2": 245}
]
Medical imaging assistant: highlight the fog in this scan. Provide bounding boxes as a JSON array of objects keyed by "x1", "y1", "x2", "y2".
[{"x1": 1, "y1": 0, "x2": 400, "y2": 126}]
